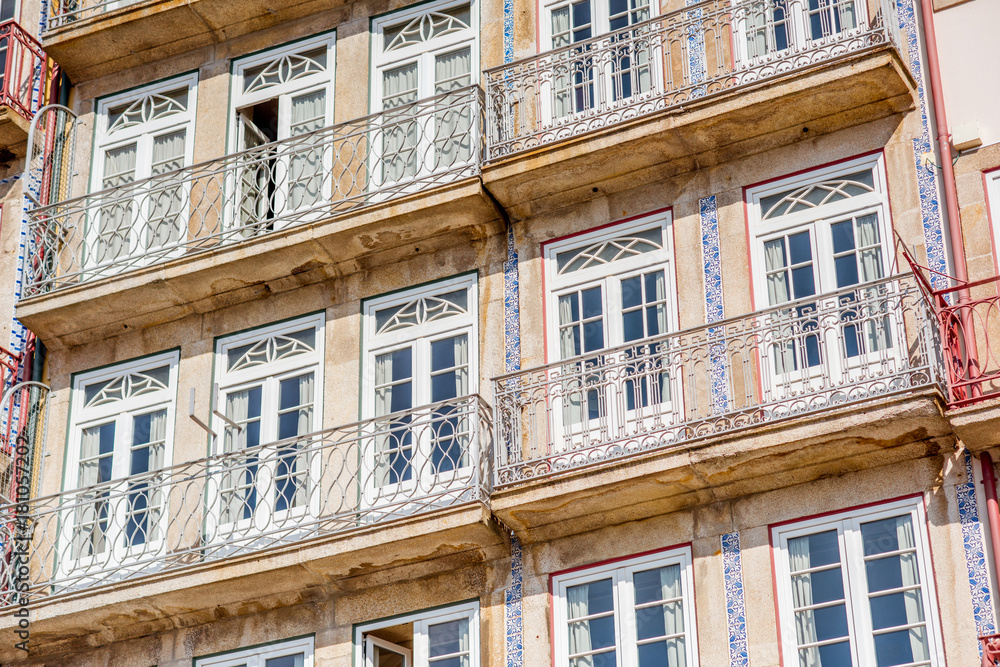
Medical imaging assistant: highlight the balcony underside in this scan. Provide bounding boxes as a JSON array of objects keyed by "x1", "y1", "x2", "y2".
[
  {"x1": 43, "y1": 0, "x2": 352, "y2": 81},
  {"x1": 0, "y1": 504, "x2": 503, "y2": 661},
  {"x1": 483, "y1": 48, "x2": 916, "y2": 220},
  {"x1": 17, "y1": 178, "x2": 504, "y2": 349},
  {"x1": 0, "y1": 106, "x2": 30, "y2": 156},
  {"x1": 491, "y1": 389, "x2": 951, "y2": 543}
]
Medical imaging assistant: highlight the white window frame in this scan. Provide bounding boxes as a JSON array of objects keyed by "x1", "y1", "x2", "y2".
[
  {"x1": 552, "y1": 547, "x2": 699, "y2": 667},
  {"x1": 209, "y1": 313, "x2": 326, "y2": 541},
  {"x1": 361, "y1": 274, "x2": 479, "y2": 509},
  {"x1": 732, "y1": 0, "x2": 870, "y2": 68},
  {"x1": 746, "y1": 154, "x2": 897, "y2": 387},
  {"x1": 985, "y1": 169, "x2": 1000, "y2": 277},
  {"x1": 228, "y1": 33, "x2": 337, "y2": 231},
  {"x1": 354, "y1": 601, "x2": 480, "y2": 667},
  {"x1": 89, "y1": 73, "x2": 199, "y2": 269},
  {"x1": 60, "y1": 351, "x2": 180, "y2": 579},
  {"x1": 538, "y1": 0, "x2": 661, "y2": 126},
  {"x1": 543, "y1": 213, "x2": 679, "y2": 442},
  {"x1": 195, "y1": 636, "x2": 315, "y2": 667},
  {"x1": 370, "y1": 0, "x2": 479, "y2": 187},
  {"x1": 772, "y1": 497, "x2": 945, "y2": 667}
]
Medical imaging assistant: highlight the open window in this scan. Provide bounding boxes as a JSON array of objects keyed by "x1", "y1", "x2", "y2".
[
  {"x1": 357, "y1": 602, "x2": 479, "y2": 667},
  {"x1": 230, "y1": 33, "x2": 336, "y2": 235}
]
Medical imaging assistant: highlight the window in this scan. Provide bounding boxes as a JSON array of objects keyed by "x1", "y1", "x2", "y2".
[
  {"x1": 747, "y1": 154, "x2": 894, "y2": 382},
  {"x1": 356, "y1": 601, "x2": 479, "y2": 667},
  {"x1": 361, "y1": 275, "x2": 478, "y2": 507},
  {"x1": 544, "y1": 213, "x2": 678, "y2": 433},
  {"x1": 210, "y1": 314, "x2": 324, "y2": 538},
  {"x1": 985, "y1": 169, "x2": 1000, "y2": 276},
  {"x1": 230, "y1": 34, "x2": 336, "y2": 233},
  {"x1": 61, "y1": 351, "x2": 179, "y2": 575},
  {"x1": 772, "y1": 498, "x2": 944, "y2": 667},
  {"x1": 90, "y1": 74, "x2": 198, "y2": 269},
  {"x1": 552, "y1": 548, "x2": 698, "y2": 667},
  {"x1": 0, "y1": 1, "x2": 16, "y2": 22},
  {"x1": 371, "y1": 0, "x2": 478, "y2": 184},
  {"x1": 736, "y1": 0, "x2": 866, "y2": 64},
  {"x1": 195, "y1": 636, "x2": 314, "y2": 667},
  {"x1": 540, "y1": 0, "x2": 657, "y2": 122}
]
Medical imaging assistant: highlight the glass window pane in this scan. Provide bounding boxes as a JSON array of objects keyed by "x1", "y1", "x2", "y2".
[
  {"x1": 788, "y1": 231, "x2": 812, "y2": 265},
  {"x1": 429, "y1": 618, "x2": 469, "y2": 658}
]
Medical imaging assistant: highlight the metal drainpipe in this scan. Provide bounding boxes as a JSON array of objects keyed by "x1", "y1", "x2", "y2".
[
  {"x1": 918, "y1": 0, "x2": 980, "y2": 383},
  {"x1": 980, "y1": 453, "x2": 1000, "y2": 629}
]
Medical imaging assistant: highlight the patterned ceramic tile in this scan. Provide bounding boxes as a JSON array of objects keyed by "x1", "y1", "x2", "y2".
[
  {"x1": 896, "y1": 0, "x2": 948, "y2": 290},
  {"x1": 505, "y1": 535, "x2": 524, "y2": 667},
  {"x1": 685, "y1": 0, "x2": 707, "y2": 97},
  {"x1": 957, "y1": 450, "x2": 996, "y2": 655},
  {"x1": 700, "y1": 196, "x2": 728, "y2": 413},
  {"x1": 722, "y1": 532, "x2": 749, "y2": 667}
]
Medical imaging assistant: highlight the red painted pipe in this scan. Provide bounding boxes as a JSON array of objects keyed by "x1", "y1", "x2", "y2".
[
  {"x1": 918, "y1": 0, "x2": 980, "y2": 387},
  {"x1": 980, "y1": 453, "x2": 1000, "y2": 636}
]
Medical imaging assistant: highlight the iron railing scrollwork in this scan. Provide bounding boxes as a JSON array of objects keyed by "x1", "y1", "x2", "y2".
[
  {"x1": 0, "y1": 20, "x2": 59, "y2": 122},
  {"x1": 492, "y1": 275, "x2": 943, "y2": 485},
  {"x1": 0, "y1": 394, "x2": 492, "y2": 605},
  {"x1": 484, "y1": 0, "x2": 904, "y2": 160},
  {"x1": 24, "y1": 86, "x2": 484, "y2": 296}
]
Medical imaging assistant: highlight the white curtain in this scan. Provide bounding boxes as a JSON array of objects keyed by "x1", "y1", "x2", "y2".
[
  {"x1": 222, "y1": 389, "x2": 253, "y2": 523},
  {"x1": 745, "y1": 2, "x2": 768, "y2": 60},
  {"x1": 374, "y1": 352, "x2": 406, "y2": 487},
  {"x1": 788, "y1": 536, "x2": 820, "y2": 667},
  {"x1": 382, "y1": 64, "x2": 419, "y2": 182},
  {"x1": 856, "y1": 214, "x2": 883, "y2": 282},
  {"x1": 78, "y1": 425, "x2": 106, "y2": 487},
  {"x1": 567, "y1": 583, "x2": 594, "y2": 667},
  {"x1": 551, "y1": 7, "x2": 573, "y2": 118},
  {"x1": 147, "y1": 130, "x2": 186, "y2": 249},
  {"x1": 651, "y1": 271, "x2": 668, "y2": 336},
  {"x1": 142, "y1": 409, "x2": 167, "y2": 542},
  {"x1": 659, "y1": 565, "x2": 685, "y2": 667},
  {"x1": 289, "y1": 90, "x2": 327, "y2": 210},
  {"x1": 892, "y1": 516, "x2": 930, "y2": 662},
  {"x1": 559, "y1": 294, "x2": 584, "y2": 427},
  {"x1": 764, "y1": 239, "x2": 790, "y2": 305},
  {"x1": 837, "y1": 0, "x2": 857, "y2": 31},
  {"x1": 99, "y1": 143, "x2": 138, "y2": 263},
  {"x1": 434, "y1": 48, "x2": 473, "y2": 168}
]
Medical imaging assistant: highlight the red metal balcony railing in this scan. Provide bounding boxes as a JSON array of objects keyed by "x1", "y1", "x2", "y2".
[
  {"x1": 982, "y1": 633, "x2": 1000, "y2": 666},
  {"x1": 0, "y1": 20, "x2": 59, "y2": 122}
]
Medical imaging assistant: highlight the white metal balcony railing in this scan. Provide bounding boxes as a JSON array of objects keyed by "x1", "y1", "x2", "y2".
[
  {"x1": 0, "y1": 395, "x2": 492, "y2": 605},
  {"x1": 23, "y1": 86, "x2": 483, "y2": 296},
  {"x1": 46, "y1": 0, "x2": 143, "y2": 31},
  {"x1": 484, "y1": 0, "x2": 904, "y2": 160},
  {"x1": 493, "y1": 275, "x2": 943, "y2": 485}
]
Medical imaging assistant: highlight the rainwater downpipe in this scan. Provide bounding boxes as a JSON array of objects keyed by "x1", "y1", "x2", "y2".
[
  {"x1": 918, "y1": 0, "x2": 980, "y2": 382},
  {"x1": 980, "y1": 452, "x2": 1000, "y2": 620}
]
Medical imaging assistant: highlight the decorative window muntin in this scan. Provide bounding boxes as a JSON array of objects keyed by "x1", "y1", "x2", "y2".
[
  {"x1": 90, "y1": 73, "x2": 199, "y2": 267},
  {"x1": 355, "y1": 601, "x2": 480, "y2": 667},
  {"x1": 545, "y1": 215, "x2": 677, "y2": 359},
  {"x1": 371, "y1": 0, "x2": 478, "y2": 184},
  {"x1": 195, "y1": 636, "x2": 315, "y2": 667},
  {"x1": 65, "y1": 351, "x2": 179, "y2": 562},
  {"x1": 772, "y1": 498, "x2": 945, "y2": 667},
  {"x1": 229, "y1": 33, "x2": 337, "y2": 228},
  {"x1": 552, "y1": 548, "x2": 699, "y2": 667},
  {"x1": 760, "y1": 168, "x2": 876, "y2": 220},
  {"x1": 213, "y1": 314, "x2": 325, "y2": 524},
  {"x1": 362, "y1": 276, "x2": 478, "y2": 492}
]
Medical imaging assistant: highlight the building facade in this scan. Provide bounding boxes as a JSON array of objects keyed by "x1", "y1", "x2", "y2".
[{"x1": 0, "y1": 0, "x2": 999, "y2": 665}]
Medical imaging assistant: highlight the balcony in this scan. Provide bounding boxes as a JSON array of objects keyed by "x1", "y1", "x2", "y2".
[
  {"x1": 19, "y1": 87, "x2": 503, "y2": 345},
  {"x1": 0, "y1": 395, "x2": 497, "y2": 633},
  {"x1": 43, "y1": 0, "x2": 349, "y2": 80},
  {"x1": 482, "y1": 0, "x2": 915, "y2": 217},
  {"x1": 982, "y1": 633, "x2": 1000, "y2": 667},
  {"x1": 0, "y1": 20, "x2": 59, "y2": 154},
  {"x1": 491, "y1": 275, "x2": 950, "y2": 538}
]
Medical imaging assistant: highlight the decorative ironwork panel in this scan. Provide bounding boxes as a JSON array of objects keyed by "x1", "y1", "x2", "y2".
[
  {"x1": 483, "y1": 0, "x2": 905, "y2": 161},
  {"x1": 493, "y1": 274, "x2": 942, "y2": 485},
  {"x1": 23, "y1": 86, "x2": 485, "y2": 296},
  {"x1": 0, "y1": 394, "x2": 492, "y2": 604}
]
